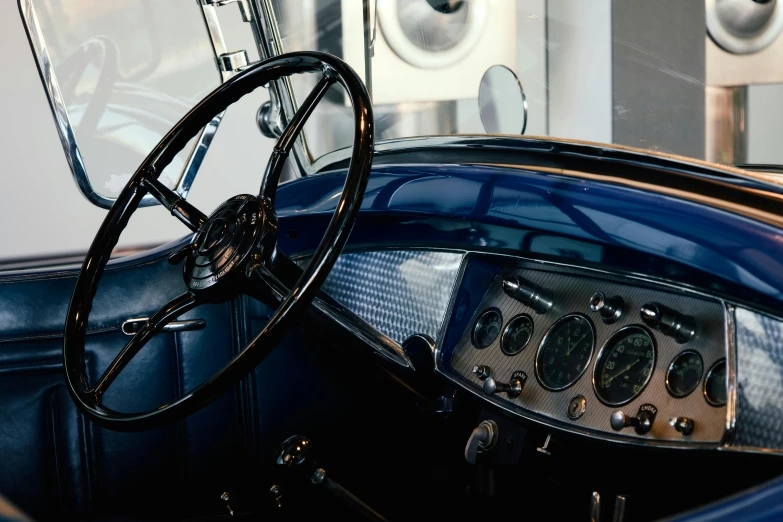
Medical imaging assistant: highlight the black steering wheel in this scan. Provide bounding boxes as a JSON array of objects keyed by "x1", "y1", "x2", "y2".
[{"x1": 63, "y1": 52, "x2": 373, "y2": 431}]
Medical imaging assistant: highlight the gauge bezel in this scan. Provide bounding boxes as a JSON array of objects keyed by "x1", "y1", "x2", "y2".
[
  {"x1": 592, "y1": 325, "x2": 657, "y2": 407},
  {"x1": 471, "y1": 307, "x2": 503, "y2": 349},
  {"x1": 535, "y1": 313, "x2": 596, "y2": 392},
  {"x1": 500, "y1": 313, "x2": 535, "y2": 356},
  {"x1": 703, "y1": 358, "x2": 728, "y2": 407},
  {"x1": 665, "y1": 349, "x2": 704, "y2": 398}
]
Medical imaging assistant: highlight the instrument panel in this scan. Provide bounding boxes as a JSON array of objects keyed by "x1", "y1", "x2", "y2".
[{"x1": 439, "y1": 255, "x2": 730, "y2": 447}]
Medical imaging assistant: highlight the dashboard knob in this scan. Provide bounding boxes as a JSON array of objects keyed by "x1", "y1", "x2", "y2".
[
  {"x1": 640, "y1": 303, "x2": 696, "y2": 343},
  {"x1": 482, "y1": 372, "x2": 526, "y2": 398},
  {"x1": 472, "y1": 364, "x2": 491, "y2": 381},
  {"x1": 669, "y1": 416, "x2": 695, "y2": 436},
  {"x1": 610, "y1": 404, "x2": 657, "y2": 435},
  {"x1": 502, "y1": 277, "x2": 554, "y2": 314},
  {"x1": 589, "y1": 292, "x2": 624, "y2": 324}
]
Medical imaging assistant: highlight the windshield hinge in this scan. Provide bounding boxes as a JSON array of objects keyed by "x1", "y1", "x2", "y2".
[{"x1": 200, "y1": 0, "x2": 258, "y2": 79}]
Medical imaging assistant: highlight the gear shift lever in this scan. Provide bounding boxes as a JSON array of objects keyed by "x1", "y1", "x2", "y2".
[{"x1": 275, "y1": 435, "x2": 388, "y2": 521}]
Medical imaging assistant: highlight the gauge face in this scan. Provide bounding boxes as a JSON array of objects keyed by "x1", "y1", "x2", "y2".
[
  {"x1": 536, "y1": 314, "x2": 595, "y2": 391},
  {"x1": 501, "y1": 314, "x2": 534, "y2": 356},
  {"x1": 666, "y1": 350, "x2": 704, "y2": 398},
  {"x1": 472, "y1": 309, "x2": 502, "y2": 349},
  {"x1": 704, "y1": 359, "x2": 727, "y2": 407},
  {"x1": 594, "y1": 326, "x2": 656, "y2": 406}
]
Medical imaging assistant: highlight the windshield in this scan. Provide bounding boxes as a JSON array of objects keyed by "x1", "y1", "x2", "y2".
[{"x1": 267, "y1": 0, "x2": 783, "y2": 170}]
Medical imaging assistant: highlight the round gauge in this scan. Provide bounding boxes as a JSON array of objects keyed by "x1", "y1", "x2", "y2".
[
  {"x1": 501, "y1": 314, "x2": 534, "y2": 356},
  {"x1": 536, "y1": 314, "x2": 595, "y2": 391},
  {"x1": 704, "y1": 359, "x2": 728, "y2": 407},
  {"x1": 666, "y1": 350, "x2": 704, "y2": 398},
  {"x1": 472, "y1": 308, "x2": 502, "y2": 349},
  {"x1": 593, "y1": 326, "x2": 656, "y2": 406}
]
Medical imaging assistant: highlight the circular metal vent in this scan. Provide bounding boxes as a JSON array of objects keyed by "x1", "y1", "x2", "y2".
[
  {"x1": 706, "y1": 0, "x2": 783, "y2": 54},
  {"x1": 378, "y1": 0, "x2": 488, "y2": 68}
]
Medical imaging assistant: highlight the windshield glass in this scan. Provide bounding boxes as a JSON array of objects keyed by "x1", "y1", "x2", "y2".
[{"x1": 268, "y1": 0, "x2": 783, "y2": 170}]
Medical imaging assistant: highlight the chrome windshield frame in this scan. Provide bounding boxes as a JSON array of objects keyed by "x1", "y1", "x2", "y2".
[{"x1": 18, "y1": 0, "x2": 223, "y2": 209}]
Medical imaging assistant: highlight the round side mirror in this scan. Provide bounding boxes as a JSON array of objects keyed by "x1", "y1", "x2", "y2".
[{"x1": 478, "y1": 65, "x2": 527, "y2": 135}]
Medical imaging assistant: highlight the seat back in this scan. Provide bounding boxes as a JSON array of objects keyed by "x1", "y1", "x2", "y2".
[{"x1": 0, "y1": 245, "x2": 254, "y2": 519}]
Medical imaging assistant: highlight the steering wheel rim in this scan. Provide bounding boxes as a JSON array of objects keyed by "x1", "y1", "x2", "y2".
[{"x1": 63, "y1": 52, "x2": 373, "y2": 431}]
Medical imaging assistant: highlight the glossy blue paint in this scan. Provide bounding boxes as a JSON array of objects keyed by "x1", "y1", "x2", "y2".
[
  {"x1": 666, "y1": 474, "x2": 783, "y2": 522},
  {"x1": 276, "y1": 163, "x2": 783, "y2": 311}
]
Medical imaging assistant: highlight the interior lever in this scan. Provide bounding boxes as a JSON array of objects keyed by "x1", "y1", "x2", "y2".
[
  {"x1": 276, "y1": 435, "x2": 388, "y2": 521},
  {"x1": 464, "y1": 420, "x2": 499, "y2": 464},
  {"x1": 121, "y1": 317, "x2": 206, "y2": 335}
]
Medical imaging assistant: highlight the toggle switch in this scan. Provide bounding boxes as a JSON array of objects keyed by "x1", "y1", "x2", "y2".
[
  {"x1": 640, "y1": 303, "x2": 696, "y2": 343},
  {"x1": 482, "y1": 371, "x2": 526, "y2": 398},
  {"x1": 610, "y1": 404, "x2": 658, "y2": 435}
]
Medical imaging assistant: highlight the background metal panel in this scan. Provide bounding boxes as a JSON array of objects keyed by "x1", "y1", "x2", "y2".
[
  {"x1": 735, "y1": 307, "x2": 783, "y2": 450},
  {"x1": 612, "y1": 0, "x2": 706, "y2": 158},
  {"x1": 321, "y1": 250, "x2": 464, "y2": 344}
]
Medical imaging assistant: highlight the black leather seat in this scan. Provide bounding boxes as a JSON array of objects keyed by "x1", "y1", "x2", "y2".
[{"x1": 0, "y1": 244, "x2": 260, "y2": 520}]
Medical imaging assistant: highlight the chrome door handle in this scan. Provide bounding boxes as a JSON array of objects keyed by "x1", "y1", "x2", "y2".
[{"x1": 121, "y1": 317, "x2": 206, "y2": 335}]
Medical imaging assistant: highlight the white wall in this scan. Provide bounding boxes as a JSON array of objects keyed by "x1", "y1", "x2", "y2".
[
  {"x1": 0, "y1": 2, "x2": 275, "y2": 261},
  {"x1": 546, "y1": 0, "x2": 613, "y2": 143}
]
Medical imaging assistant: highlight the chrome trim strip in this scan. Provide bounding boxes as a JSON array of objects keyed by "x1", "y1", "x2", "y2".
[
  {"x1": 723, "y1": 304, "x2": 737, "y2": 445},
  {"x1": 18, "y1": 0, "x2": 211, "y2": 209},
  {"x1": 176, "y1": 113, "x2": 223, "y2": 199}
]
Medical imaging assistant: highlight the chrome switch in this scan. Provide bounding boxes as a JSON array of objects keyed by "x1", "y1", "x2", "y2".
[
  {"x1": 502, "y1": 276, "x2": 554, "y2": 314},
  {"x1": 669, "y1": 416, "x2": 695, "y2": 436},
  {"x1": 590, "y1": 292, "x2": 624, "y2": 324},
  {"x1": 482, "y1": 371, "x2": 526, "y2": 398},
  {"x1": 610, "y1": 404, "x2": 657, "y2": 435},
  {"x1": 640, "y1": 302, "x2": 696, "y2": 343},
  {"x1": 472, "y1": 364, "x2": 491, "y2": 381}
]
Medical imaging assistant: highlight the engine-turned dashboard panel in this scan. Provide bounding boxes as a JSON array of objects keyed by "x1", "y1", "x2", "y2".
[{"x1": 438, "y1": 254, "x2": 731, "y2": 447}]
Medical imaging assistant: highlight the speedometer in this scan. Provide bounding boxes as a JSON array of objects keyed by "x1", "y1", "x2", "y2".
[{"x1": 594, "y1": 326, "x2": 656, "y2": 406}]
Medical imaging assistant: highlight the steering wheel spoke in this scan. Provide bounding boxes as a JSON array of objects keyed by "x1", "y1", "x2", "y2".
[
  {"x1": 64, "y1": 52, "x2": 373, "y2": 430},
  {"x1": 260, "y1": 71, "x2": 337, "y2": 204},
  {"x1": 142, "y1": 176, "x2": 207, "y2": 231},
  {"x1": 90, "y1": 292, "x2": 200, "y2": 401}
]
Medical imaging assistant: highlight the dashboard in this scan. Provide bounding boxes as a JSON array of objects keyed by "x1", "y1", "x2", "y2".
[
  {"x1": 437, "y1": 254, "x2": 732, "y2": 448},
  {"x1": 321, "y1": 249, "x2": 783, "y2": 454}
]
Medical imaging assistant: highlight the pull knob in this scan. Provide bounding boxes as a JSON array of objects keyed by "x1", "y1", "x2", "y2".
[
  {"x1": 640, "y1": 303, "x2": 696, "y2": 343},
  {"x1": 669, "y1": 416, "x2": 694, "y2": 436},
  {"x1": 610, "y1": 404, "x2": 657, "y2": 435},
  {"x1": 482, "y1": 372, "x2": 526, "y2": 398},
  {"x1": 502, "y1": 277, "x2": 554, "y2": 314},
  {"x1": 464, "y1": 420, "x2": 499, "y2": 464},
  {"x1": 472, "y1": 364, "x2": 491, "y2": 381},
  {"x1": 590, "y1": 292, "x2": 624, "y2": 324}
]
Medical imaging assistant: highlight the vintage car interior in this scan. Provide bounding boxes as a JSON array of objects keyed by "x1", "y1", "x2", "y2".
[{"x1": 5, "y1": 0, "x2": 783, "y2": 520}]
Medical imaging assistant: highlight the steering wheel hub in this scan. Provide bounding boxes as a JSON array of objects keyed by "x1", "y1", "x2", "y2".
[{"x1": 185, "y1": 195, "x2": 265, "y2": 291}]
